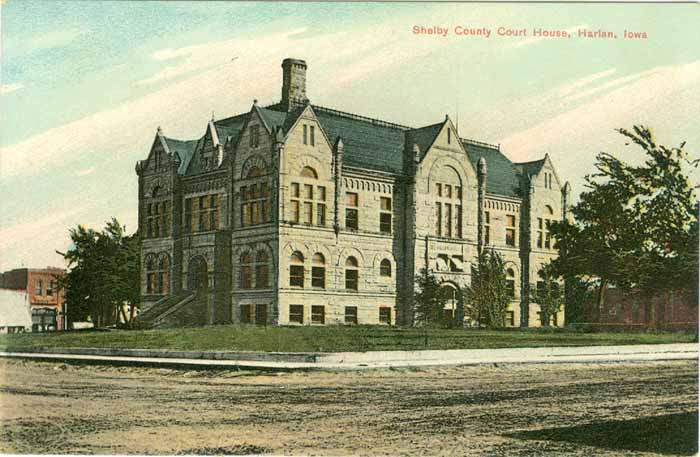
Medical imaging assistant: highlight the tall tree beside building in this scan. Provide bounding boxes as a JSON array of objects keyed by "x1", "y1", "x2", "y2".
[
  {"x1": 550, "y1": 126, "x2": 699, "y2": 319},
  {"x1": 413, "y1": 268, "x2": 451, "y2": 327},
  {"x1": 464, "y1": 249, "x2": 510, "y2": 328},
  {"x1": 60, "y1": 218, "x2": 140, "y2": 327},
  {"x1": 530, "y1": 263, "x2": 564, "y2": 327}
]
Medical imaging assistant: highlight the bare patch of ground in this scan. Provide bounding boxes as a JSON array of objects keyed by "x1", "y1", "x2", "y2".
[{"x1": 0, "y1": 359, "x2": 696, "y2": 455}]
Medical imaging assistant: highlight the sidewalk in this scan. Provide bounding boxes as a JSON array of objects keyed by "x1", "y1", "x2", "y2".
[{"x1": 1, "y1": 343, "x2": 696, "y2": 371}]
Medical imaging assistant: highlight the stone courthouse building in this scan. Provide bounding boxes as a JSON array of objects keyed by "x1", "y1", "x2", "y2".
[{"x1": 135, "y1": 58, "x2": 570, "y2": 328}]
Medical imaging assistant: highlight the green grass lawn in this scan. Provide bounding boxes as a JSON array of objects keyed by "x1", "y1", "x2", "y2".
[{"x1": 0, "y1": 325, "x2": 695, "y2": 353}]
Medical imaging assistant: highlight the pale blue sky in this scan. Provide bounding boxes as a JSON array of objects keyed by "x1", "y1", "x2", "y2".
[{"x1": 1, "y1": 1, "x2": 698, "y2": 269}]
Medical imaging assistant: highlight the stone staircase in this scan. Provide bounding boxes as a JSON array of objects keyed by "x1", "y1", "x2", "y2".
[{"x1": 136, "y1": 293, "x2": 196, "y2": 328}]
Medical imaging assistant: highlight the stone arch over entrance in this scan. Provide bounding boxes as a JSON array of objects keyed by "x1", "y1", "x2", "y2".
[
  {"x1": 187, "y1": 256, "x2": 209, "y2": 294},
  {"x1": 441, "y1": 282, "x2": 460, "y2": 321}
]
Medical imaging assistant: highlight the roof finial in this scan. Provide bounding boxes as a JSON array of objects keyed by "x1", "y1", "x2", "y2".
[
  {"x1": 157, "y1": 125, "x2": 162, "y2": 134},
  {"x1": 445, "y1": 114, "x2": 450, "y2": 121},
  {"x1": 253, "y1": 99, "x2": 258, "y2": 105},
  {"x1": 211, "y1": 110, "x2": 216, "y2": 122}
]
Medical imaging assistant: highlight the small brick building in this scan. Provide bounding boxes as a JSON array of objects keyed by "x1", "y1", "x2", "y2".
[
  {"x1": 0, "y1": 267, "x2": 66, "y2": 331},
  {"x1": 136, "y1": 58, "x2": 569, "y2": 328},
  {"x1": 599, "y1": 287, "x2": 698, "y2": 331}
]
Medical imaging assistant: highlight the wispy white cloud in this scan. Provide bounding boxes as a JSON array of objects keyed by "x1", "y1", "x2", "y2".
[
  {"x1": 497, "y1": 61, "x2": 700, "y2": 166},
  {"x1": 76, "y1": 167, "x2": 96, "y2": 177},
  {"x1": 0, "y1": 83, "x2": 23, "y2": 94}
]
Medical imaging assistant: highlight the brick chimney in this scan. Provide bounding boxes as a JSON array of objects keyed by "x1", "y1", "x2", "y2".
[{"x1": 281, "y1": 58, "x2": 308, "y2": 110}]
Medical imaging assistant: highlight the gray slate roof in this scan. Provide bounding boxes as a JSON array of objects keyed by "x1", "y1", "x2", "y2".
[
  {"x1": 158, "y1": 103, "x2": 530, "y2": 197},
  {"x1": 163, "y1": 136, "x2": 200, "y2": 175},
  {"x1": 463, "y1": 141, "x2": 521, "y2": 198}
]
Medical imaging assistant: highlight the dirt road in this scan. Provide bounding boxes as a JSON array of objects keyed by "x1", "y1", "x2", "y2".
[{"x1": 0, "y1": 359, "x2": 697, "y2": 455}]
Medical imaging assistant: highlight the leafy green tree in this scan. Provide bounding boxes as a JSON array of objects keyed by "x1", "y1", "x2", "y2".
[
  {"x1": 413, "y1": 268, "x2": 451, "y2": 327},
  {"x1": 464, "y1": 249, "x2": 510, "y2": 328},
  {"x1": 530, "y1": 263, "x2": 565, "y2": 327},
  {"x1": 59, "y1": 218, "x2": 140, "y2": 327},
  {"x1": 551, "y1": 126, "x2": 698, "y2": 321}
]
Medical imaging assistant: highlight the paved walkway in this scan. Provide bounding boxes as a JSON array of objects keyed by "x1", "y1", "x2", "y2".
[{"x1": 1, "y1": 343, "x2": 696, "y2": 371}]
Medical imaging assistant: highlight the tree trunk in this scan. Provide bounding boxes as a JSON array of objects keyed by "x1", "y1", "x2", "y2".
[{"x1": 594, "y1": 279, "x2": 607, "y2": 323}]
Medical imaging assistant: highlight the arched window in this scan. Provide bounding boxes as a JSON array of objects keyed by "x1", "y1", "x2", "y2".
[
  {"x1": 240, "y1": 252, "x2": 253, "y2": 289},
  {"x1": 290, "y1": 251, "x2": 305, "y2": 287},
  {"x1": 255, "y1": 250, "x2": 270, "y2": 289},
  {"x1": 441, "y1": 284, "x2": 458, "y2": 321},
  {"x1": 538, "y1": 206, "x2": 555, "y2": 250},
  {"x1": 312, "y1": 253, "x2": 325, "y2": 288},
  {"x1": 506, "y1": 268, "x2": 516, "y2": 298},
  {"x1": 240, "y1": 165, "x2": 271, "y2": 227},
  {"x1": 290, "y1": 167, "x2": 326, "y2": 226},
  {"x1": 345, "y1": 256, "x2": 359, "y2": 290},
  {"x1": 433, "y1": 166, "x2": 463, "y2": 238},
  {"x1": 145, "y1": 189, "x2": 171, "y2": 239},
  {"x1": 145, "y1": 254, "x2": 157, "y2": 294},
  {"x1": 380, "y1": 259, "x2": 392, "y2": 277},
  {"x1": 300, "y1": 166, "x2": 318, "y2": 179},
  {"x1": 157, "y1": 254, "x2": 170, "y2": 296}
]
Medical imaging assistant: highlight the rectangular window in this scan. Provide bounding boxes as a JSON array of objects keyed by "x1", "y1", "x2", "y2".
[
  {"x1": 240, "y1": 304, "x2": 252, "y2": 324},
  {"x1": 506, "y1": 215, "x2": 516, "y2": 247},
  {"x1": 303, "y1": 202, "x2": 313, "y2": 225},
  {"x1": 484, "y1": 211, "x2": 491, "y2": 244},
  {"x1": 346, "y1": 209, "x2": 358, "y2": 230},
  {"x1": 255, "y1": 263, "x2": 269, "y2": 289},
  {"x1": 456, "y1": 205, "x2": 462, "y2": 238},
  {"x1": 380, "y1": 212, "x2": 392, "y2": 234},
  {"x1": 290, "y1": 265, "x2": 304, "y2": 287},
  {"x1": 291, "y1": 182, "x2": 300, "y2": 198},
  {"x1": 444, "y1": 203, "x2": 452, "y2": 238},
  {"x1": 447, "y1": 128, "x2": 451, "y2": 144},
  {"x1": 303, "y1": 184, "x2": 313, "y2": 200},
  {"x1": 312, "y1": 267, "x2": 325, "y2": 288},
  {"x1": 537, "y1": 218, "x2": 543, "y2": 248},
  {"x1": 544, "y1": 220, "x2": 552, "y2": 249},
  {"x1": 456, "y1": 186, "x2": 462, "y2": 199},
  {"x1": 436, "y1": 203, "x2": 442, "y2": 236},
  {"x1": 291, "y1": 200, "x2": 300, "y2": 223},
  {"x1": 445, "y1": 184, "x2": 452, "y2": 198},
  {"x1": 436, "y1": 183, "x2": 442, "y2": 197},
  {"x1": 311, "y1": 305, "x2": 325, "y2": 324},
  {"x1": 344, "y1": 306, "x2": 358, "y2": 325},
  {"x1": 303, "y1": 125, "x2": 308, "y2": 145},
  {"x1": 35, "y1": 279, "x2": 43, "y2": 296},
  {"x1": 380, "y1": 197, "x2": 392, "y2": 234},
  {"x1": 317, "y1": 203, "x2": 326, "y2": 226},
  {"x1": 46, "y1": 280, "x2": 55, "y2": 296},
  {"x1": 506, "y1": 279, "x2": 515, "y2": 298},
  {"x1": 317, "y1": 186, "x2": 326, "y2": 201},
  {"x1": 345, "y1": 269, "x2": 358, "y2": 290},
  {"x1": 310, "y1": 125, "x2": 315, "y2": 146},
  {"x1": 240, "y1": 265, "x2": 252, "y2": 289},
  {"x1": 255, "y1": 304, "x2": 267, "y2": 325},
  {"x1": 506, "y1": 310, "x2": 515, "y2": 327},
  {"x1": 379, "y1": 307, "x2": 391, "y2": 324},
  {"x1": 289, "y1": 305, "x2": 304, "y2": 324}
]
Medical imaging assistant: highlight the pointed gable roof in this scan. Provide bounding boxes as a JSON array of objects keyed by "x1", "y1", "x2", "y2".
[
  {"x1": 163, "y1": 136, "x2": 201, "y2": 175},
  {"x1": 462, "y1": 139, "x2": 521, "y2": 198},
  {"x1": 406, "y1": 122, "x2": 443, "y2": 159}
]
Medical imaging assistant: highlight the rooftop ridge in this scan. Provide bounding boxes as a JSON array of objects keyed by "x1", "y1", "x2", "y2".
[
  {"x1": 460, "y1": 137, "x2": 501, "y2": 151},
  {"x1": 311, "y1": 104, "x2": 413, "y2": 131},
  {"x1": 515, "y1": 158, "x2": 546, "y2": 165}
]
